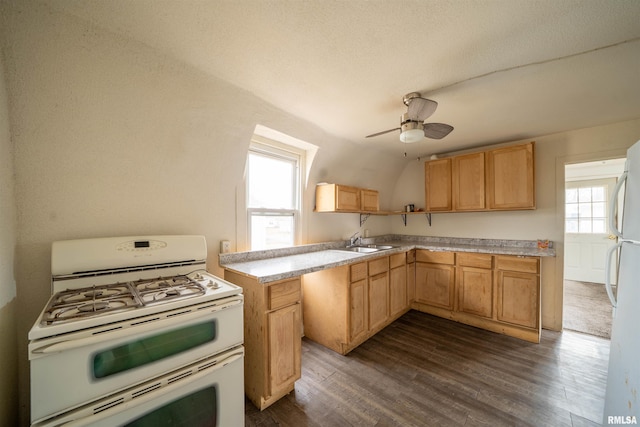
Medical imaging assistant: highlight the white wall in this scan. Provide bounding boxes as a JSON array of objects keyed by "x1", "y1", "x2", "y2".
[
  {"x1": 0, "y1": 3, "x2": 403, "y2": 424},
  {"x1": 3, "y1": 2, "x2": 640, "y2": 425},
  {"x1": 391, "y1": 119, "x2": 640, "y2": 332},
  {"x1": 0, "y1": 35, "x2": 18, "y2": 426}
]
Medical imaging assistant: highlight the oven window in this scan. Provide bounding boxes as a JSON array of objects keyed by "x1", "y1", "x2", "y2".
[
  {"x1": 125, "y1": 386, "x2": 217, "y2": 427},
  {"x1": 93, "y1": 321, "x2": 216, "y2": 379}
]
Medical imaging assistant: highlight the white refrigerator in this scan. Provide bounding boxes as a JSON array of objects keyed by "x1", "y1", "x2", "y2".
[{"x1": 603, "y1": 139, "x2": 640, "y2": 424}]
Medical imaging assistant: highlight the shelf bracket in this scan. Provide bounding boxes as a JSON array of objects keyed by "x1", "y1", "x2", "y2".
[
  {"x1": 400, "y1": 214, "x2": 407, "y2": 226},
  {"x1": 426, "y1": 213, "x2": 432, "y2": 227},
  {"x1": 359, "y1": 213, "x2": 370, "y2": 227}
]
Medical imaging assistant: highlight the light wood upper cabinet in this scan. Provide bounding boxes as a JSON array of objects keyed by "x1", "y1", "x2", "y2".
[
  {"x1": 361, "y1": 189, "x2": 380, "y2": 212},
  {"x1": 487, "y1": 142, "x2": 535, "y2": 210},
  {"x1": 315, "y1": 184, "x2": 379, "y2": 212},
  {"x1": 316, "y1": 184, "x2": 360, "y2": 211},
  {"x1": 453, "y1": 152, "x2": 486, "y2": 211},
  {"x1": 424, "y1": 141, "x2": 535, "y2": 213},
  {"x1": 425, "y1": 158, "x2": 452, "y2": 211}
]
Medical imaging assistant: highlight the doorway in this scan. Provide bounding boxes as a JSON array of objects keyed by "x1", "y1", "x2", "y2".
[{"x1": 563, "y1": 158, "x2": 625, "y2": 338}]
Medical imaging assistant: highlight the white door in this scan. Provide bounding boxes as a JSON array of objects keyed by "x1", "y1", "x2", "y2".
[{"x1": 564, "y1": 178, "x2": 618, "y2": 284}]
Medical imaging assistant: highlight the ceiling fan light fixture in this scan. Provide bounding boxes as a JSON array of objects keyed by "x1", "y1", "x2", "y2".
[{"x1": 400, "y1": 121, "x2": 424, "y2": 143}]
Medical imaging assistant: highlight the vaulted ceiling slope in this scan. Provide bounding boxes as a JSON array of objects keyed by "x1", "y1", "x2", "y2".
[{"x1": 47, "y1": 0, "x2": 640, "y2": 158}]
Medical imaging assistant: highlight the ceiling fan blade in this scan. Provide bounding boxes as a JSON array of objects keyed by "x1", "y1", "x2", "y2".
[
  {"x1": 407, "y1": 97, "x2": 437, "y2": 121},
  {"x1": 365, "y1": 127, "x2": 401, "y2": 138},
  {"x1": 423, "y1": 123, "x2": 454, "y2": 140}
]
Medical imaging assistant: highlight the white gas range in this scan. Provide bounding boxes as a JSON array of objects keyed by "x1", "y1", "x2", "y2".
[{"x1": 28, "y1": 235, "x2": 244, "y2": 426}]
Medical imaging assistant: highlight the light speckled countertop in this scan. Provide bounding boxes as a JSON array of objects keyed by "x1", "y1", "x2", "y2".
[{"x1": 219, "y1": 234, "x2": 555, "y2": 283}]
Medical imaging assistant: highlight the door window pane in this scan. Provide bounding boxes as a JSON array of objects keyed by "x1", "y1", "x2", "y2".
[{"x1": 565, "y1": 184, "x2": 608, "y2": 234}]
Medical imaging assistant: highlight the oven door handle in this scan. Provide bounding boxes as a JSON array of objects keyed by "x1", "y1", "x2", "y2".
[{"x1": 31, "y1": 298, "x2": 242, "y2": 355}]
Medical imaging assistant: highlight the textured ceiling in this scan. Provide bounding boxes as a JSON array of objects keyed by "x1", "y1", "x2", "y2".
[{"x1": 47, "y1": 0, "x2": 640, "y2": 158}]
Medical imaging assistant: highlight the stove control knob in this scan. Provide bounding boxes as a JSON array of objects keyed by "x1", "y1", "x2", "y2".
[
  {"x1": 208, "y1": 280, "x2": 221, "y2": 289},
  {"x1": 194, "y1": 273, "x2": 203, "y2": 280}
]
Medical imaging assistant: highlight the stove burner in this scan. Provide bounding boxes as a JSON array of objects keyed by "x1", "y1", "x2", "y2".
[
  {"x1": 77, "y1": 301, "x2": 110, "y2": 312},
  {"x1": 42, "y1": 283, "x2": 142, "y2": 325},
  {"x1": 41, "y1": 273, "x2": 213, "y2": 325},
  {"x1": 134, "y1": 275, "x2": 206, "y2": 305}
]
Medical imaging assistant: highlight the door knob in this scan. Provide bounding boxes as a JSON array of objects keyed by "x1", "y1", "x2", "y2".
[{"x1": 607, "y1": 234, "x2": 617, "y2": 240}]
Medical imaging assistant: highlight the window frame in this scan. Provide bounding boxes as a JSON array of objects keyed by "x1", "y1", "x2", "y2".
[
  {"x1": 564, "y1": 181, "x2": 609, "y2": 235},
  {"x1": 245, "y1": 138, "x2": 304, "y2": 250}
]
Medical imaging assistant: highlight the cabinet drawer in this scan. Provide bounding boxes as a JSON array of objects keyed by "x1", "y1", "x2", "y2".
[
  {"x1": 495, "y1": 256, "x2": 539, "y2": 274},
  {"x1": 416, "y1": 250, "x2": 455, "y2": 265},
  {"x1": 268, "y1": 278, "x2": 301, "y2": 310},
  {"x1": 457, "y1": 252, "x2": 493, "y2": 269},
  {"x1": 368, "y1": 257, "x2": 389, "y2": 276},
  {"x1": 350, "y1": 262, "x2": 367, "y2": 283},
  {"x1": 389, "y1": 253, "x2": 406, "y2": 269}
]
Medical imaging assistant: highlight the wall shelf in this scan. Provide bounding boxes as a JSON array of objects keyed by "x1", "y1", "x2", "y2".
[{"x1": 354, "y1": 211, "x2": 432, "y2": 227}]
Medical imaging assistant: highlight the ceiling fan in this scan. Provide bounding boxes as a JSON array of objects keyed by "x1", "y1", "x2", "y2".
[{"x1": 366, "y1": 92, "x2": 454, "y2": 143}]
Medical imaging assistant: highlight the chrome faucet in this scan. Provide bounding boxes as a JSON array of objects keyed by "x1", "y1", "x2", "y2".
[{"x1": 349, "y1": 231, "x2": 361, "y2": 247}]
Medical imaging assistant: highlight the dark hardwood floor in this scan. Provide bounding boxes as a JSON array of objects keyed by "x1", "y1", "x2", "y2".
[{"x1": 245, "y1": 310, "x2": 610, "y2": 427}]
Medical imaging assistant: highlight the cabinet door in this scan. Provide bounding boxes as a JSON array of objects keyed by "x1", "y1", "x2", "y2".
[
  {"x1": 336, "y1": 185, "x2": 361, "y2": 211},
  {"x1": 457, "y1": 267, "x2": 493, "y2": 318},
  {"x1": 496, "y1": 271, "x2": 539, "y2": 329},
  {"x1": 268, "y1": 303, "x2": 302, "y2": 396},
  {"x1": 453, "y1": 152, "x2": 485, "y2": 211},
  {"x1": 415, "y1": 263, "x2": 455, "y2": 309},
  {"x1": 360, "y1": 189, "x2": 379, "y2": 212},
  {"x1": 389, "y1": 265, "x2": 407, "y2": 317},
  {"x1": 368, "y1": 272, "x2": 389, "y2": 331},
  {"x1": 349, "y1": 279, "x2": 367, "y2": 342},
  {"x1": 407, "y1": 261, "x2": 415, "y2": 303},
  {"x1": 487, "y1": 142, "x2": 535, "y2": 209},
  {"x1": 425, "y1": 158, "x2": 452, "y2": 211}
]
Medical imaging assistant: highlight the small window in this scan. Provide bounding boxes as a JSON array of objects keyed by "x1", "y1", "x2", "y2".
[
  {"x1": 247, "y1": 143, "x2": 301, "y2": 250},
  {"x1": 565, "y1": 185, "x2": 608, "y2": 233}
]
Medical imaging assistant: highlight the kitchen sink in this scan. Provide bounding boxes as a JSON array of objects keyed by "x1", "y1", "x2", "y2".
[
  {"x1": 340, "y1": 246, "x2": 380, "y2": 253},
  {"x1": 339, "y1": 244, "x2": 398, "y2": 253}
]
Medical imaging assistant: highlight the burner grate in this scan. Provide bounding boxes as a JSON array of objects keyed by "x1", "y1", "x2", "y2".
[
  {"x1": 41, "y1": 275, "x2": 208, "y2": 325},
  {"x1": 42, "y1": 283, "x2": 142, "y2": 325},
  {"x1": 133, "y1": 275, "x2": 206, "y2": 304}
]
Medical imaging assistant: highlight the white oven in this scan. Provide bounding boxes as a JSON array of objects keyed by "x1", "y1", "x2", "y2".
[
  {"x1": 32, "y1": 346, "x2": 244, "y2": 427},
  {"x1": 28, "y1": 235, "x2": 244, "y2": 426}
]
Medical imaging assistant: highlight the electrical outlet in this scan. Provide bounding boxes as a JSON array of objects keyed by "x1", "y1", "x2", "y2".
[{"x1": 220, "y1": 240, "x2": 231, "y2": 254}]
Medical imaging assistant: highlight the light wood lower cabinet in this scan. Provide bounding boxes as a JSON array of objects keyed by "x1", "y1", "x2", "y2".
[
  {"x1": 268, "y1": 303, "x2": 301, "y2": 397},
  {"x1": 406, "y1": 250, "x2": 416, "y2": 303},
  {"x1": 415, "y1": 250, "x2": 455, "y2": 310},
  {"x1": 223, "y1": 271, "x2": 302, "y2": 410},
  {"x1": 412, "y1": 250, "x2": 541, "y2": 343},
  {"x1": 456, "y1": 252, "x2": 493, "y2": 318},
  {"x1": 495, "y1": 255, "x2": 540, "y2": 330},
  {"x1": 389, "y1": 252, "x2": 408, "y2": 318},
  {"x1": 303, "y1": 253, "x2": 410, "y2": 355}
]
